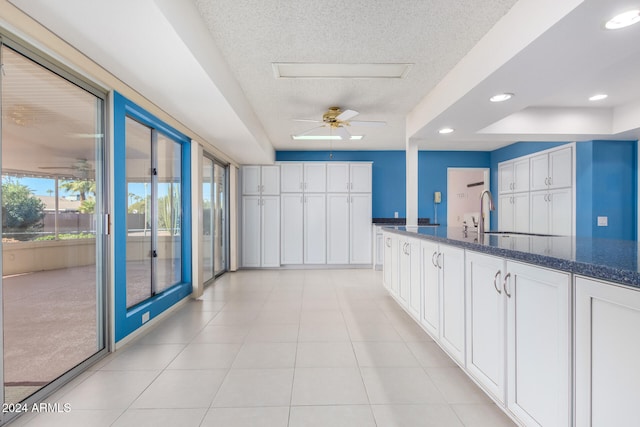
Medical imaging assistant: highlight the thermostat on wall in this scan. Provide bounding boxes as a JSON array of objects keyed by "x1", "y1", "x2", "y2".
[{"x1": 434, "y1": 192, "x2": 441, "y2": 204}]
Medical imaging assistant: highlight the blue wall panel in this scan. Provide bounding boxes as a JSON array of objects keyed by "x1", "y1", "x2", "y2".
[
  {"x1": 275, "y1": 151, "x2": 406, "y2": 218},
  {"x1": 417, "y1": 151, "x2": 491, "y2": 225}
]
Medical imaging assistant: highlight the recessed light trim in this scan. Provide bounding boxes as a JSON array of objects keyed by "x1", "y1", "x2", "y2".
[
  {"x1": 490, "y1": 93, "x2": 514, "y2": 102},
  {"x1": 291, "y1": 135, "x2": 363, "y2": 141},
  {"x1": 439, "y1": 127, "x2": 454, "y2": 134},
  {"x1": 273, "y1": 63, "x2": 413, "y2": 79},
  {"x1": 589, "y1": 94, "x2": 608, "y2": 101},
  {"x1": 605, "y1": 9, "x2": 640, "y2": 29}
]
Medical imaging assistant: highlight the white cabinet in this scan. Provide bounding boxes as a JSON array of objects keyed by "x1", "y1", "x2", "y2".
[
  {"x1": 506, "y1": 262, "x2": 570, "y2": 427},
  {"x1": 326, "y1": 162, "x2": 372, "y2": 193},
  {"x1": 241, "y1": 166, "x2": 280, "y2": 267},
  {"x1": 575, "y1": 277, "x2": 640, "y2": 427},
  {"x1": 465, "y1": 251, "x2": 506, "y2": 401},
  {"x1": 530, "y1": 146, "x2": 572, "y2": 191},
  {"x1": 498, "y1": 192, "x2": 529, "y2": 233},
  {"x1": 243, "y1": 165, "x2": 280, "y2": 195},
  {"x1": 466, "y1": 252, "x2": 570, "y2": 424},
  {"x1": 397, "y1": 236, "x2": 421, "y2": 318},
  {"x1": 530, "y1": 187, "x2": 572, "y2": 235},
  {"x1": 327, "y1": 193, "x2": 350, "y2": 264},
  {"x1": 280, "y1": 194, "x2": 304, "y2": 264},
  {"x1": 280, "y1": 163, "x2": 326, "y2": 193},
  {"x1": 350, "y1": 193, "x2": 372, "y2": 264},
  {"x1": 420, "y1": 240, "x2": 440, "y2": 338},
  {"x1": 242, "y1": 195, "x2": 280, "y2": 267},
  {"x1": 303, "y1": 194, "x2": 326, "y2": 264},
  {"x1": 498, "y1": 158, "x2": 529, "y2": 194}
]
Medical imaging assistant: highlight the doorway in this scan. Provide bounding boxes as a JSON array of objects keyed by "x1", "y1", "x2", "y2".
[
  {"x1": 0, "y1": 39, "x2": 107, "y2": 420},
  {"x1": 447, "y1": 168, "x2": 490, "y2": 230},
  {"x1": 203, "y1": 155, "x2": 228, "y2": 283}
]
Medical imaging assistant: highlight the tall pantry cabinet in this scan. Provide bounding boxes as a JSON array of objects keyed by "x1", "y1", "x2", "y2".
[{"x1": 241, "y1": 165, "x2": 280, "y2": 267}]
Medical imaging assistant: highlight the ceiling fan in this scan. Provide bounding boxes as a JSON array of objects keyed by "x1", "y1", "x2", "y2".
[
  {"x1": 293, "y1": 106, "x2": 386, "y2": 140},
  {"x1": 38, "y1": 158, "x2": 94, "y2": 179}
]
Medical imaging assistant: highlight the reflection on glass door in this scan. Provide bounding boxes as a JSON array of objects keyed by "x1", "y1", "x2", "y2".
[
  {"x1": 202, "y1": 155, "x2": 227, "y2": 283},
  {"x1": 0, "y1": 43, "x2": 105, "y2": 407}
]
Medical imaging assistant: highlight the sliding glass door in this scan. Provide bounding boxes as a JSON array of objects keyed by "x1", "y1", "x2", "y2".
[
  {"x1": 203, "y1": 155, "x2": 228, "y2": 283},
  {"x1": 0, "y1": 40, "x2": 106, "y2": 414}
]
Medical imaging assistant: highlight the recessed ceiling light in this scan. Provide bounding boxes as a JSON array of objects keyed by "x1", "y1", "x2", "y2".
[
  {"x1": 605, "y1": 9, "x2": 640, "y2": 30},
  {"x1": 589, "y1": 94, "x2": 608, "y2": 101},
  {"x1": 291, "y1": 135, "x2": 363, "y2": 141},
  {"x1": 439, "y1": 128, "x2": 454, "y2": 134},
  {"x1": 489, "y1": 93, "x2": 513, "y2": 102}
]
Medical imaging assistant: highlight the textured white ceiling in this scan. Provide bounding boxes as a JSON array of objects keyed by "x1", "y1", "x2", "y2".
[
  {"x1": 6, "y1": 0, "x2": 640, "y2": 163},
  {"x1": 193, "y1": 0, "x2": 518, "y2": 150}
]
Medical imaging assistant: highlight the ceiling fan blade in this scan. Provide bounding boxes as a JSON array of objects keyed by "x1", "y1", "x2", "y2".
[
  {"x1": 335, "y1": 126, "x2": 351, "y2": 140},
  {"x1": 348, "y1": 120, "x2": 386, "y2": 127},
  {"x1": 292, "y1": 119, "x2": 323, "y2": 123},
  {"x1": 336, "y1": 109, "x2": 359, "y2": 121},
  {"x1": 295, "y1": 125, "x2": 326, "y2": 137}
]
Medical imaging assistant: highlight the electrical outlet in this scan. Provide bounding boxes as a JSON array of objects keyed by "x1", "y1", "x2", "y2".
[
  {"x1": 597, "y1": 216, "x2": 608, "y2": 227},
  {"x1": 142, "y1": 311, "x2": 150, "y2": 323},
  {"x1": 394, "y1": 211, "x2": 399, "y2": 218}
]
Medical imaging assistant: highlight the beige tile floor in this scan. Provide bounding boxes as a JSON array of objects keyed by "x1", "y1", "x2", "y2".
[{"x1": 10, "y1": 269, "x2": 516, "y2": 427}]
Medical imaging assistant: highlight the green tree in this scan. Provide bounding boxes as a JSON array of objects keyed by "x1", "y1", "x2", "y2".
[
  {"x1": 158, "y1": 185, "x2": 181, "y2": 235},
  {"x1": 2, "y1": 179, "x2": 45, "y2": 231},
  {"x1": 60, "y1": 179, "x2": 96, "y2": 201},
  {"x1": 79, "y1": 198, "x2": 95, "y2": 214}
]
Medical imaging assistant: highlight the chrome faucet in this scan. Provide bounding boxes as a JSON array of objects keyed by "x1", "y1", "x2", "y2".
[{"x1": 478, "y1": 189, "x2": 495, "y2": 240}]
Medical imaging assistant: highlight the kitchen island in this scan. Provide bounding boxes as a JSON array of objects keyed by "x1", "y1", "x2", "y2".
[{"x1": 382, "y1": 226, "x2": 640, "y2": 427}]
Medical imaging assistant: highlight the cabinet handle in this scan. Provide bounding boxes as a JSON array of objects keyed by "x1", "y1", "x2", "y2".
[
  {"x1": 350, "y1": 182, "x2": 353, "y2": 190},
  {"x1": 503, "y1": 272, "x2": 512, "y2": 298},
  {"x1": 257, "y1": 184, "x2": 261, "y2": 192},
  {"x1": 436, "y1": 252, "x2": 442, "y2": 269},
  {"x1": 548, "y1": 176, "x2": 552, "y2": 185},
  {"x1": 431, "y1": 251, "x2": 438, "y2": 267},
  {"x1": 386, "y1": 238, "x2": 391, "y2": 247},
  {"x1": 493, "y1": 270, "x2": 502, "y2": 294},
  {"x1": 405, "y1": 243, "x2": 410, "y2": 255}
]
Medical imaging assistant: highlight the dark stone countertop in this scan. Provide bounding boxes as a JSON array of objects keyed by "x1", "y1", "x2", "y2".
[
  {"x1": 373, "y1": 218, "x2": 437, "y2": 226},
  {"x1": 382, "y1": 226, "x2": 640, "y2": 289}
]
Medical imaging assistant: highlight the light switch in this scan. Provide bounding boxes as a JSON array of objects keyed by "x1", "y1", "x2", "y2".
[
  {"x1": 597, "y1": 216, "x2": 608, "y2": 227},
  {"x1": 394, "y1": 211, "x2": 399, "y2": 218}
]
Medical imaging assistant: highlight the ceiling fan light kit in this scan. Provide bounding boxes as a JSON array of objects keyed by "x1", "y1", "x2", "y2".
[{"x1": 292, "y1": 106, "x2": 386, "y2": 141}]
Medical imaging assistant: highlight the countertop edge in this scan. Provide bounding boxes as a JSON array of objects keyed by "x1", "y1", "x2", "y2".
[{"x1": 382, "y1": 227, "x2": 640, "y2": 289}]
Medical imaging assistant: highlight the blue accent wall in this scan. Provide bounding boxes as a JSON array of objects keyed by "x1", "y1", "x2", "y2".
[
  {"x1": 114, "y1": 92, "x2": 192, "y2": 342},
  {"x1": 275, "y1": 151, "x2": 406, "y2": 218},
  {"x1": 577, "y1": 140, "x2": 637, "y2": 240},
  {"x1": 417, "y1": 151, "x2": 491, "y2": 225}
]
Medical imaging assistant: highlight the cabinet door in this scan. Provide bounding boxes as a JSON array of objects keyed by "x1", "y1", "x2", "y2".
[
  {"x1": 261, "y1": 196, "x2": 280, "y2": 267},
  {"x1": 575, "y1": 277, "x2": 640, "y2": 427},
  {"x1": 304, "y1": 163, "x2": 326, "y2": 192},
  {"x1": 440, "y1": 245, "x2": 466, "y2": 366},
  {"x1": 549, "y1": 187, "x2": 572, "y2": 236},
  {"x1": 242, "y1": 196, "x2": 262, "y2": 267},
  {"x1": 350, "y1": 163, "x2": 372, "y2": 193},
  {"x1": 398, "y1": 239, "x2": 410, "y2": 306},
  {"x1": 280, "y1": 163, "x2": 303, "y2": 193},
  {"x1": 242, "y1": 166, "x2": 261, "y2": 195},
  {"x1": 420, "y1": 240, "x2": 440, "y2": 338},
  {"x1": 529, "y1": 191, "x2": 549, "y2": 235},
  {"x1": 280, "y1": 194, "x2": 303, "y2": 264},
  {"x1": 326, "y1": 193, "x2": 349, "y2": 264},
  {"x1": 512, "y1": 158, "x2": 530, "y2": 192},
  {"x1": 303, "y1": 194, "x2": 326, "y2": 264},
  {"x1": 382, "y1": 234, "x2": 393, "y2": 291},
  {"x1": 548, "y1": 146, "x2": 572, "y2": 189},
  {"x1": 407, "y1": 237, "x2": 421, "y2": 319},
  {"x1": 498, "y1": 162, "x2": 513, "y2": 194},
  {"x1": 349, "y1": 193, "x2": 372, "y2": 264},
  {"x1": 498, "y1": 195, "x2": 514, "y2": 231},
  {"x1": 465, "y1": 251, "x2": 506, "y2": 403},
  {"x1": 529, "y1": 153, "x2": 549, "y2": 191},
  {"x1": 390, "y1": 236, "x2": 400, "y2": 296},
  {"x1": 261, "y1": 165, "x2": 280, "y2": 195},
  {"x1": 326, "y1": 163, "x2": 350, "y2": 193},
  {"x1": 506, "y1": 262, "x2": 570, "y2": 427},
  {"x1": 375, "y1": 232, "x2": 384, "y2": 267},
  {"x1": 512, "y1": 192, "x2": 530, "y2": 233}
]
